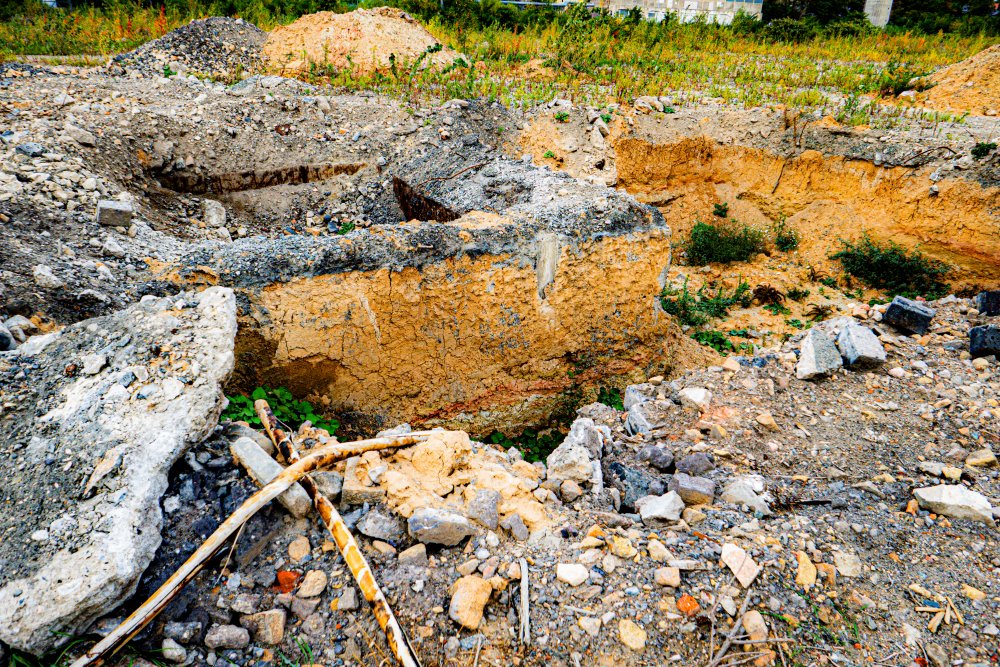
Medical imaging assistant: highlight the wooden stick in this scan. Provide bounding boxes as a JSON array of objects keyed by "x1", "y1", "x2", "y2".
[
  {"x1": 255, "y1": 400, "x2": 422, "y2": 667},
  {"x1": 518, "y1": 557, "x2": 531, "y2": 646},
  {"x1": 705, "y1": 590, "x2": 755, "y2": 667},
  {"x1": 69, "y1": 430, "x2": 433, "y2": 667}
]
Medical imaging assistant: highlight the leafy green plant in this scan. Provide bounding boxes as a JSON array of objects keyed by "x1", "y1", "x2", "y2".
[
  {"x1": 786, "y1": 287, "x2": 810, "y2": 301},
  {"x1": 786, "y1": 318, "x2": 807, "y2": 329},
  {"x1": 819, "y1": 276, "x2": 838, "y2": 288},
  {"x1": 831, "y1": 233, "x2": 951, "y2": 299},
  {"x1": 764, "y1": 302, "x2": 791, "y2": 316},
  {"x1": 660, "y1": 277, "x2": 751, "y2": 327},
  {"x1": 222, "y1": 387, "x2": 339, "y2": 435},
  {"x1": 554, "y1": 111, "x2": 569, "y2": 122},
  {"x1": 162, "y1": 63, "x2": 176, "y2": 78},
  {"x1": 487, "y1": 428, "x2": 564, "y2": 462},
  {"x1": 335, "y1": 221, "x2": 355, "y2": 235},
  {"x1": 972, "y1": 141, "x2": 997, "y2": 159},
  {"x1": 684, "y1": 220, "x2": 767, "y2": 264},
  {"x1": 693, "y1": 329, "x2": 735, "y2": 355},
  {"x1": 762, "y1": 18, "x2": 816, "y2": 43},
  {"x1": 600, "y1": 113, "x2": 612, "y2": 123},
  {"x1": 713, "y1": 202, "x2": 729, "y2": 218},
  {"x1": 772, "y1": 219, "x2": 800, "y2": 251},
  {"x1": 597, "y1": 385, "x2": 624, "y2": 411},
  {"x1": 542, "y1": 149, "x2": 556, "y2": 159}
]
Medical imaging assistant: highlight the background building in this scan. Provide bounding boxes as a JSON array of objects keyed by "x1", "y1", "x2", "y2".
[
  {"x1": 863, "y1": 0, "x2": 894, "y2": 26},
  {"x1": 605, "y1": 0, "x2": 763, "y2": 24}
]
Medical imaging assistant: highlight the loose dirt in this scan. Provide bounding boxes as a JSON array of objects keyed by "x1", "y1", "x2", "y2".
[
  {"x1": 263, "y1": 7, "x2": 459, "y2": 76},
  {"x1": 925, "y1": 43, "x2": 1000, "y2": 114}
]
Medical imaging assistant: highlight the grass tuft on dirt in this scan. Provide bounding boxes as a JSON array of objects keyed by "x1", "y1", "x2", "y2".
[{"x1": 683, "y1": 219, "x2": 768, "y2": 265}]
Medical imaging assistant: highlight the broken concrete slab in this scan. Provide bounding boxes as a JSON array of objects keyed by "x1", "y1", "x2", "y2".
[
  {"x1": 883, "y1": 296, "x2": 935, "y2": 334},
  {"x1": 796, "y1": 329, "x2": 843, "y2": 380},
  {"x1": 408, "y1": 507, "x2": 476, "y2": 546},
  {"x1": 975, "y1": 290, "x2": 1000, "y2": 316},
  {"x1": 95, "y1": 199, "x2": 134, "y2": 227},
  {"x1": 836, "y1": 322, "x2": 886, "y2": 368},
  {"x1": 0, "y1": 287, "x2": 236, "y2": 654}
]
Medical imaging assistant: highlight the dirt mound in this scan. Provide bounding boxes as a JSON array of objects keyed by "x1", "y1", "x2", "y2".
[
  {"x1": 924, "y1": 44, "x2": 1000, "y2": 114},
  {"x1": 113, "y1": 17, "x2": 266, "y2": 79},
  {"x1": 263, "y1": 7, "x2": 459, "y2": 76}
]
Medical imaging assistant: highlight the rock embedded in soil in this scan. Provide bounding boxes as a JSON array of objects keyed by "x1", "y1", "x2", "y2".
[
  {"x1": 408, "y1": 507, "x2": 476, "y2": 546},
  {"x1": 636, "y1": 491, "x2": 685, "y2": 524},
  {"x1": 449, "y1": 575, "x2": 493, "y2": 630},
  {"x1": 975, "y1": 290, "x2": 1000, "y2": 316},
  {"x1": 205, "y1": 624, "x2": 250, "y2": 650},
  {"x1": 557, "y1": 563, "x2": 590, "y2": 587},
  {"x1": 668, "y1": 473, "x2": 715, "y2": 505},
  {"x1": 913, "y1": 484, "x2": 996, "y2": 525},
  {"x1": 883, "y1": 296, "x2": 936, "y2": 334}
]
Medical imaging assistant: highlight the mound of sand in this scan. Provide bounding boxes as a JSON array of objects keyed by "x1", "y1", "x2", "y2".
[
  {"x1": 924, "y1": 44, "x2": 1000, "y2": 115},
  {"x1": 263, "y1": 7, "x2": 459, "y2": 76}
]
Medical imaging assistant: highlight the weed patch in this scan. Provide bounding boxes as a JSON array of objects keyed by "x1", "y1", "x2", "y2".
[
  {"x1": 222, "y1": 386, "x2": 339, "y2": 435},
  {"x1": 660, "y1": 277, "x2": 751, "y2": 327},
  {"x1": 487, "y1": 428, "x2": 564, "y2": 462},
  {"x1": 831, "y1": 233, "x2": 951, "y2": 299}
]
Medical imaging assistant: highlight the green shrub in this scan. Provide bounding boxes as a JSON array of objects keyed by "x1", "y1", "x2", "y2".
[
  {"x1": 222, "y1": 386, "x2": 340, "y2": 435},
  {"x1": 772, "y1": 219, "x2": 800, "y2": 251},
  {"x1": 693, "y1": 330, "x2": 735, "y2": 355},
  {"x1": 684, "y1": 220, "x2": 767, "y2": 264},
  {"x1": 764, "y1": 302, "x2": 791, "y2": 316},
  {"x1": 762, "y1": 18, "x2": 816, "y2": 43},
  {"x1": 597, "y1": 386, "x2": 624, "y2": 411},
  {"x1": 830, "y1": 233, "x2": 951, "y2": 299},
  {"x1": 730, "y1": 9, "x2": 761, "y2": 35},
  {"x1": 713, "y1": 202, "x2": 729, "y2": 218},
  {"x1": 660, "y1": 277, "x2": 751, "y2": 326}
]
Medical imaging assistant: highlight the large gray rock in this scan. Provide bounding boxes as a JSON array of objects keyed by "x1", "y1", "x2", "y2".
[
  {"x1": 796, "y1": 329, "x2": 843, "y2": 380},
  {"x1": 836, "y1": 322, "x2": 886, "y2": 368},
  {"x1": 604, "y1": 462, "x2": 663, "y2": 512},
  {"x1": 0, "y1": 324, "x2": 15, "y2": 352},
  {"x1": 562, "y1": 417, "x2": 606, "y2": 459},
  {"x1": 95, "y1": 199, "x2": 134, "y2": 227},
  {"x1": 0, "y1": 287, "x2": 237, "y2": 654},
  {"x1": 635, "y1": 491, "x2": 685, "y2": 524},
  {"x1": 407, "y1": 508, "x2": 475, "y2": 546},
  {"x1": 975, "y1": 291, "x2": 1000, "y2": 317},
  {"x1": 969, "y1": 325, "x2": 1000, "y2": 359},
  {"x1": 668, "y1": 473, "x2": 715, "y2": 505},
  {"x1": 545, "y1": 441, "x2": 592, "y2": 484},
  {"x1": 914, "y1": 485, "x2": 995, "y2": 525},
  {"x1": 357, "y1": 507, "x2": 406, "y2": 543}
]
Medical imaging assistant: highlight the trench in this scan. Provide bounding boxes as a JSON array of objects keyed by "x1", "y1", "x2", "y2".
[{"x1": 155, "y1": 161, "x2": 366, "y2": 194}]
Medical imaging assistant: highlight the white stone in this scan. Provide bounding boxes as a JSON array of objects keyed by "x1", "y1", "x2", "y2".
[
  {"x1": 635, "y1": 491, "x2": 685, "y2": 524},
  {"x1": 914, "y1": 485, "x2": 995, "y2": 525},
  {"x1": 678, "y1": 386, "x2": 711, "y2": 411},
  {"x1": 546, "y1": 442, "x2": 592, "y2": 484},
  {"x1": 556, "y1": 563, "x2": 589, "y2": 587}
]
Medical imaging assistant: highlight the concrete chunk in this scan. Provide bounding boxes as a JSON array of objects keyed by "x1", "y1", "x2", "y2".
[
  {"x1": 667, "y1": 472, "x2": 715, "y2": 505},
  {"x1": 836, "y1": 322, "x2": 886, "y2": 368},
  {"x1": 970, "y1": 325, "x2": 1000, "y2": 359},
  {"x1": 975, "y1": 290, "x2": 1000, "y2": 316},
  {"x1": 883, "y1": 296, "x2": 935, "y2": 334},
  {"x1": 230, "y1": 437, "x2": 311, "y2": 517},
  {"x1": 96, "y1": 199, "x2": 134, "y2": 227},
  {"x1": 796, "y1": 329, "x2": 843, "y2": 379},
  {"x1": 408, "y1": 507, "x2": 475, "y2": 546},
  {"x1": 635, "y1": 491, "x2": 685, "y2": 524}
]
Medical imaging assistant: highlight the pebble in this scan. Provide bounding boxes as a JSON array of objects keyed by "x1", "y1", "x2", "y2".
[{"x1": 618, "y1": 619, "x2": 647, "y2": 651}]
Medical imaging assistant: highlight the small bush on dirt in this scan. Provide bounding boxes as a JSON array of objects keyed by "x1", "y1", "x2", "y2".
[
  {"x1": 713, "y1": 202, "x2": 729, "y2": 218},
  {"x1": 693, "y1": 330, "x2": 735, "y2": 355},
  {"x1": 764, "y1": 302, "x2": 791, "y2": 316},
  {"x1": 684, "y1": 220, "x2": 767, "y2": 264},
  {"x1": 222, "y1": 386, "x2": 340, "y2": 435},
  {"x1": 554, "y1": 111, "x2": 569, "y2": 122},
  {"x1": 772, "y1": 219, "x2": 800, "y2": 251},
  {"x1": 972, "y1": 141, "x2": 997, "y2": 159},
  {"x1": 786, "y1": 287, "x2": 810, "y2": 301},
  {"x1": 831, "y1": 233, "x2": 951, "y2": 299}
]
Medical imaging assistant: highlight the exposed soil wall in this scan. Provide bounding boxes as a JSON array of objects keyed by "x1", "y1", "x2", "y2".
[
  {"x1": 235, "y1": 227, "x2": 705, "y2": 434},
  {"x1": 613, "y1": 137, "x2": 1000, "y2": 291}
]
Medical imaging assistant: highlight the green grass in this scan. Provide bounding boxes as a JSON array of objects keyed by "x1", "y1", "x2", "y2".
[
  {"x1": 684, "y1": 219, "x2": 768, "y2": 265},
  {"x1": 222, "y1": 386, "x2": 340, "y2": 435},
  {"x1": 772, "y1": 219, "x2": 801, "y2": 252},
  {"x1": 487, "y1": 428, "x2": 564, "y2": 462},
  {"x1": 830, "y1": 233, "x2": 951, "y2": 299}
]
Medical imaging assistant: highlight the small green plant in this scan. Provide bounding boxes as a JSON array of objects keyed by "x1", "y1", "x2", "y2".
[
  {"x1": 600, "y1": 113, "x2": 612, "y2": 123},
  {"x1": 554, "y1": 111, "x2": 569, "y2": 122},
  {"x1": 488, "y1": 428, "x2": 564, "y2": 462},
  {"x1": 222, "y1": 387, "x2": 339, "y2": 435},
  {"x1": 764, "y1": 302, "x2": 791, "y2": 316},
  {"x1": 713, "y1": 202, "x2": 729, "y2": 218},
  {"x1": 693, "y1": 329, "x2": 735, "y2": 355},
  {"x1": 163, "y1": 63, "x2": 176, "y2": 78},
  {"x1": 831, "y1": 233, "x2": 951, "y2": 299},
  {"x1": 684, "y1": 219, "x2": 767, "y2": 265},
  {"x1": 336, "y1": 221, "x2": 355, "y2": 235},
  {"x1": 660, "y1": 277, "x2": 751, "y2": 327},
  {"x1": 972, "y1": 141, "x2": 997, "y2": 159},
  {"x1": 786, "y1": 318, "x2": 807, "y2": 329},
  {"x1": 597, "y1": 386, "x2": 624, "y2": 411},
  {"x1": 663, "y1": 106, "x2": 676, "y2": 113},
  {"x1": 542, "y1": 149, "x2": 556, "y2": 159},
  {"x1": 786, "y1": 287, "x2": 810, "y2": 301},
  {"x1": 772, "y1": 219, "x2": 800, "y2": 252},
  {"x1": 819, "y1": 276, "x2": 838, "y2": 288}
]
